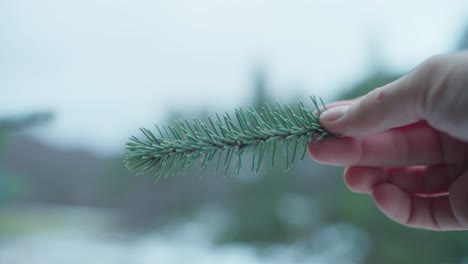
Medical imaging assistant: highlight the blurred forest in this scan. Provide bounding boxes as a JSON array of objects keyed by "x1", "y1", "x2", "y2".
[{"x1": 1, "y1": 23, "x2": 468, "y2": 264}]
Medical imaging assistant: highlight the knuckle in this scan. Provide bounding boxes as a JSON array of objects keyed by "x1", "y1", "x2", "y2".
[
  {"x1": 415, "y1": 54, "x2": 450, "y2": 121},
  {"x1": 419, "y1": 54, "x2": 447, "y2": 74},
  {"x1": 449, "y1": 171, "x2": 468, "y2": 227}
]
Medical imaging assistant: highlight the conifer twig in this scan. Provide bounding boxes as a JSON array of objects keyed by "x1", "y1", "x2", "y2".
[{"x1": 125, "y1": 96, "x2": 337, "y2": 178}]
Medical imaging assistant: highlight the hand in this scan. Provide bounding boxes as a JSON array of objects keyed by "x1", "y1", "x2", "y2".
[{"x1": 308, "y1": 52, "x2": 468, "y2": 231}]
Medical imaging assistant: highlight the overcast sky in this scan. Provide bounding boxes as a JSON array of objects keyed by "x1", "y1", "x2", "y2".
[{"x1": 1, "y1": 0, "x2": 467, "y2": 154}]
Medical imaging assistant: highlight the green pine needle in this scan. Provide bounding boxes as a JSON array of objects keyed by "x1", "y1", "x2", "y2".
[{"x1": 125, "y1": 96, "x2": 338, "y2": 179}]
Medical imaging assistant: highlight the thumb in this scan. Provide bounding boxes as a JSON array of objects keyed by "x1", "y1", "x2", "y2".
[{"x1": 319, "y1": 69, "x2": 426, "y2": 137}]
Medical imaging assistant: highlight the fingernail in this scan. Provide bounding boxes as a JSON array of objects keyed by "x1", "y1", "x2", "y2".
[{"x1": 320, "y1": 106, "x2": 348, "y2": 123}]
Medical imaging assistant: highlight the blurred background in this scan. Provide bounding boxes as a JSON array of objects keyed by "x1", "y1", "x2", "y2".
[{"x1": 1, "y1": 0, "x2": 468, "y2": 263}]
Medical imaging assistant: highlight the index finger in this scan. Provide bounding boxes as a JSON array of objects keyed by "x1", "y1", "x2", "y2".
[{"x1": 308, "y1": 122, "x2": 468, "y2": 167}]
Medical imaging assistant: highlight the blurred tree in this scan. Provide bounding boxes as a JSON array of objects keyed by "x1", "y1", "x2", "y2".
[
  {"x1": 0, "y1": 112, "x2": 53, "y2": 150},
  {"x1": 338, "y1": 71, "x2": 400, "y2": 101},
  {"x1": 457, "y1": 22, "x2": 468, "y2": 50},
  {"x1": 0, "y1": 112, "x2": 52, "y2": 203},
  {"x1": 251, "y1": 65, "x2": 270, "y2": 108},
  {"x1": 0, "y1": 112, "x2": 52, "y2": 131}
]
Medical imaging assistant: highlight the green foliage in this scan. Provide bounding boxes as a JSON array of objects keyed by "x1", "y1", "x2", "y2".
[{"x1": 125, "y1": 96, "x2": 337, "y2": 178}]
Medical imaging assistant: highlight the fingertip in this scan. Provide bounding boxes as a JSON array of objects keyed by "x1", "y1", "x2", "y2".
[
  {"x1": 344, "y1": 166, "x2": 387, "y2": 194},
  {"x1": 372, "y1": 183, "x2": 411, "y2": 225},
  {"x1": 320, "y1": 105, "x2": 348, "y2": 124},
  {"x1": 307, "y1": 137, "x2": 361, "y2": 166},
  {"x1": 307, "y1": 139, "x2": 328, "y2": 164},
  {"x1": 314, "y1": 101, "x2": 355, "y2": 132},
  {"x1": 307, "y1": 140, "x2": 326, "y2": 163},
  {"x1": 344, "y1": 167, "x2": 366, "y2": 193},
  {"x1": 314, "y1": 99, "x2": 356, "y2": 116}
]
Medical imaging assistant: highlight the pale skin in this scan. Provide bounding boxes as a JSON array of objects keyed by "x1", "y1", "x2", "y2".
[{"x1": 308, "y1": 51, "x2": 468, "y2": 231}]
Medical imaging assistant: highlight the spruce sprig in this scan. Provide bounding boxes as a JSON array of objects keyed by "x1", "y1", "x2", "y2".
[{"x1": 125, "y1": 96, "x2": 336, "y2": 178}]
